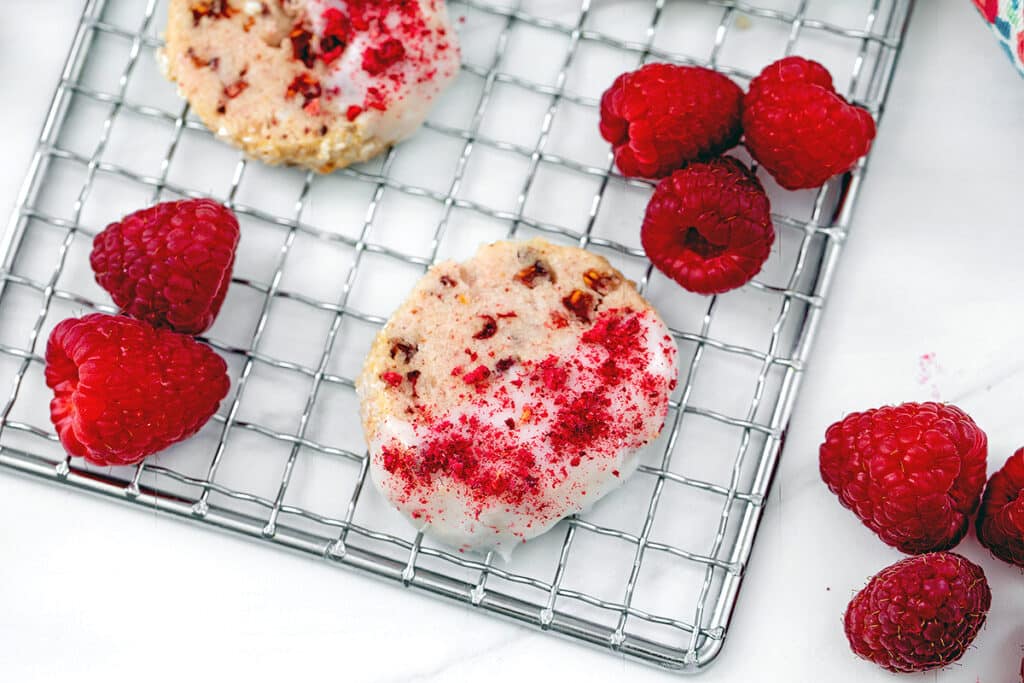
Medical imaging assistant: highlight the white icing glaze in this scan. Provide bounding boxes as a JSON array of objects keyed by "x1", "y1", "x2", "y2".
[
  {"x1": 305, "y1": 0, "x2": 460, "y2": 145},
  {"x1": 365, "y1": 312, "x2": 679, "y2": 558}
]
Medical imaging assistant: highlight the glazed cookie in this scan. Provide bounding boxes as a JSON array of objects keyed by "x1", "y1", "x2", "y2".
[
  {"x1": 358, "y1": 239, "x2": 679, "y2": 556},
  {"x1": 162, "y1": 0, "x2": 460, "y2": 172}
]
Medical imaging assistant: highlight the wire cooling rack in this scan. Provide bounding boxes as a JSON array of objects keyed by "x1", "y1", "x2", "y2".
[{"x1": 0, "y1": 0, "x2": 913, "y2": 673}]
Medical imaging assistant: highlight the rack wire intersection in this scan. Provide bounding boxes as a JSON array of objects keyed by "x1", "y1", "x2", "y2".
[{"x1": 0, "y1": 0, "x2": 913, "y2": 672}]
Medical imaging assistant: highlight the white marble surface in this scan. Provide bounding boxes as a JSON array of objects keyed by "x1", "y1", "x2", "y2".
[{"x1": 2, "y1": 1, "x2": 1024, "y2": 681}]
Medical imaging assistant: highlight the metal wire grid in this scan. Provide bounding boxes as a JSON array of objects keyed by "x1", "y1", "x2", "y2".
[{"x1": 0, "y1": 0, "x2": 913, "y2": 673}]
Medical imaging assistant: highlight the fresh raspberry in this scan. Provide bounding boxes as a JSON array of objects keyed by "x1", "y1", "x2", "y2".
[
  {"x1": 743, "y1": 56, "x2": 876, "y2": 190},
  {"x1": 844, "y1": 552, "x2": 991, "y2": 673},
  {"x1": 820, "y1": 402, "x2": 987, "y2": 554},
  {"x1": 45, "y1": 313, "x2": 230, "y2": 467},
  {"x1": 640, "y1": 157, "x2": 773, "y2": 294},
  {"x1": 90, "y1": 199, "x2": 240, "y2": 335},
  {"x1": 599, "y1": 63, "x2": 743, "y2": 178},
  {"x1": 976, "y1": 447, "x2": 1024, "y2": 567}
]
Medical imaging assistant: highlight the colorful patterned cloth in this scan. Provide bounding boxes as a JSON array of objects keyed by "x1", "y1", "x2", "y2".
[{"x1": 973, "y1": 0, "x2": 1024, "y2": 75}]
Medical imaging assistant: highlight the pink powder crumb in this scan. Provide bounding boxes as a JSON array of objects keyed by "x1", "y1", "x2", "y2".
[
  {"x1": 916, "y1": 352, "x2": 943, "y2": 400},
  {"x1": 380, "y1": 371, "x2": 403, "y2": 387}
]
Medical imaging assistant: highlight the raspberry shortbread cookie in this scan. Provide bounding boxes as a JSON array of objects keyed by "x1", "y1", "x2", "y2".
[
  {"x1": 162, "y1": 0, "x2": 460, "y2": 172},
  {"x1": 358, "y1": 239, "x2": 679, "y2": 556}
]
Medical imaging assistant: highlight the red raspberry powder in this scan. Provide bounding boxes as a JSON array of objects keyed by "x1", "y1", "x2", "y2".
[
  {"x1": 362, "y1": 38, "x2": 407, "y2": 75},
  {"x1": 377, "y1": 309, "x2": 677, "y2": 517},
  {"x1": 319, "y1": 8, "x2": 352, "y2": 64},
  {"x1": 284, "y1": 1, "x2": 453, "y2": 116}
]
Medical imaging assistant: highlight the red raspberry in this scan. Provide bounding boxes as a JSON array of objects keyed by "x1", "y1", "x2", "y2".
[
  {"x1": 819, "y1": 402, "x2": 987, "y2": 554},
  {"x1": 743, "y1": 56, "x2": 876, "y2": 190},
  {"x1": 45, "y1": 313, "x2": 230, "y2": 466},
  {"x1": 90, "y1": 199, "x2": 240, "y2": 335},
  {"x1": 599, "y1": 63, "x2": 743, "y2": 178},
  {"x1": 844, "y1": 552, "x2": 991, "y2": 673},
  {"x1": 640, "y1": 157, "x2": 773, "y2": 294},
  {"x1": 976, "y1": 447, "x2": 1024, "y2": 567}
]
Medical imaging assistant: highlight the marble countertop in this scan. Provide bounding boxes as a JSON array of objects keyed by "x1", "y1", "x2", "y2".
[{"x1": 2, "y1": 1, "x2": 1023, "y2": 681}]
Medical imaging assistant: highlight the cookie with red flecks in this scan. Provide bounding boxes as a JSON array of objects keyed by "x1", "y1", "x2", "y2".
[
  {"x1": 358, "y1": 239, "x2": 679, "y2": 556},
  {"x1": 162, "y1": 0, "x2": 460, "y2": 172},
  {"x1": 743, "y1": 56, "x2": 876, "y2": 190},
  {"x1": 91, "y1": 199, "x2": 239, "y2": 335},
  {"x1": 45, "y1": 313, "x2": 230, "y2": 466},
  {"x1": 641, "y1": 157, "x2": 774, "y2": 295}
]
